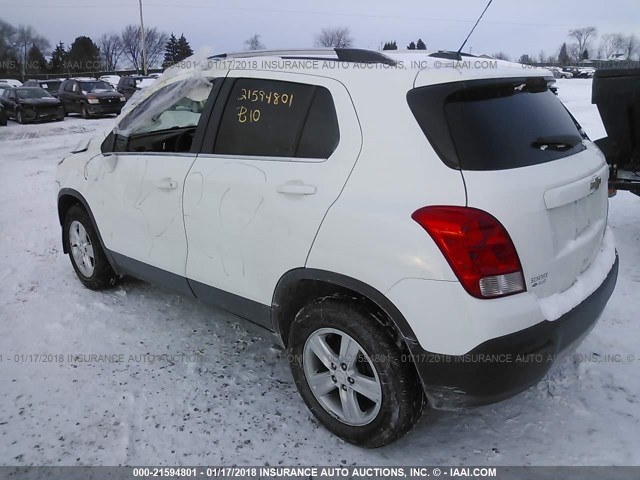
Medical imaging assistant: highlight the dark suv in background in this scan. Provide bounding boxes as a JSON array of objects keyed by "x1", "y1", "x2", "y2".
[
  {"x1": 58, "y1": 79, "x2": 126, "y2": 118},
  {"x1": 117, "y1": 76, "x2": 155, "y2": 100},
  {"x1": 23, "y1": 79, "x2": 64, "y2": 98}
]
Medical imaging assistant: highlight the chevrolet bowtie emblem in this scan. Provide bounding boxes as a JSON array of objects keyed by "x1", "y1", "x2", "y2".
[{"x1": 590, "y1": 176, "x2": 602, "y2": 192}]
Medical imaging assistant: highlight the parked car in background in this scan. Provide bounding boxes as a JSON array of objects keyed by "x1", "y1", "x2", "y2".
[
  {"x1": 0, "y1": 79, "x2": 22, "y2": 88},
  {"x1": 23, "y1": 79, "x2": 64, "y2": 98},
  {"x1": 99, "y1": 75, "x2": 121, "y2": 89},
  {"x1": 117, "y1": 75, "x2": 156, "y2": 100},
  {"x1": 578, "y1": 67, "x2": 596, "y2": 78},
  {"x1": 58, "y1": 79, "x2": 126, "y2": 118},
  {"x1": 0, "y1": 83, "x2": 13, "y2": 97},
  {"x1": 549, "y1": 67, "x2": 572, "y2": 79},
  {"x1": 0, "y1": 87, "x2": 64, "y2": 123},
  {"x1": 562, "y1": 67, "x2": 580, "y2": 78},
  {"x1": 148, "y1": 72, "x2": 162, "y2": 79},
  {"x1": 0, "y1": 102, "x2": 7, "y2": 126}
]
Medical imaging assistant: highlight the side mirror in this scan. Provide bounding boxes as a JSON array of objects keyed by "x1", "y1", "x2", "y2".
[{"x1": 101, "y1": 131, "x2": 116, "y2": 154}]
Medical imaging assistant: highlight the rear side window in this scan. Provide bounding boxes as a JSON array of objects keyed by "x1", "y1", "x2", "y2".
[
  {"x1": 213, "y1": 78, "x2": 339, "y2": 158},
  {"x1": 407, "y1": 78, "x2": 585, "y2": 171}
]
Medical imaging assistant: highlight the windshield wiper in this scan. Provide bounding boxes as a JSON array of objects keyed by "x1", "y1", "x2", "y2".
[{"x1": 531, "y1": 134, "x2": 582, "y2": 151}]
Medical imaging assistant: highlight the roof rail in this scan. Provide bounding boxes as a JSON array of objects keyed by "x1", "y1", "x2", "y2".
[
  {"x1": 209, "y1": 48, "x2": 397, "y2": 66},
  {"x1": 428, "y1": 51, "x2": 477, "y2": 61}
]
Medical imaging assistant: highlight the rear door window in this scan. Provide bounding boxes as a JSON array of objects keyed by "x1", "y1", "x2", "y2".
[
  {"x1": 212, "y1": 78, "x2": 339, "y2": 159},
  {"x1": 407, "y1": 78, "x2": 585, "y2": 171}
]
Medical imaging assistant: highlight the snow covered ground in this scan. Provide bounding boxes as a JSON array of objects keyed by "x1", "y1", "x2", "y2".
[{"x1": 0, "y1": 79, "x2": 639, "y2": 466}]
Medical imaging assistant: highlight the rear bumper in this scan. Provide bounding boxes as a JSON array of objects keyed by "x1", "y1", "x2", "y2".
[{"x1": 413, "y1": 253, "x2": 619, "y2": 409}]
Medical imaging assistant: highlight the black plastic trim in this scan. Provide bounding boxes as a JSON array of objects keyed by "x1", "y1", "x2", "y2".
[
  {"x1": 271, "y1": 268, "x2": 419, "y2": 346},
  {"x1": 57, "y1": 188, "x2": 119, "y2": 274},
  {"x1": 333, "y1": 48, "x2": 397, "y2": 66},
  {"x1": 110, "y1": 252, "x2": 195, "y2": 298},
  {"x1": 189, "y1": 279, "x2": 272, "y2": 329},
  {"x1": 106, "y1": 252, "x2": 272, "y2": 330}
]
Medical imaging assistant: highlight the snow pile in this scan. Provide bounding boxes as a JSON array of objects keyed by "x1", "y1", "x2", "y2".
[{"x1": 538, "y1": 227, "x2": 616, "y2": 320}]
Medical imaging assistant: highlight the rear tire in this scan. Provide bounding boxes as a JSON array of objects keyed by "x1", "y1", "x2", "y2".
[
  {"x1": 288, "y1": 296, "x2": 424, "y2": 447},
  {"x1": 64, "y1": 205, "x2": 118, "y2": 290}
]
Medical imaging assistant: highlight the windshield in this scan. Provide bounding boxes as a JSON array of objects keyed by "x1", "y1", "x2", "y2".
[
  {"x1": 16, "y1": 88, "x2": 52, "y2": 99},
  {"x1": 80, "y1": 81, "x2": 113, "y2": 93}
]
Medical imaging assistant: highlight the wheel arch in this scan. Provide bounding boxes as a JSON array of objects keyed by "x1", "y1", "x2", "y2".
[
  {"x1": 57, "y1": 188, "x2": 118, "y2": 272},
  {"x1": 271, "y1": 268, "x2": 420, "y2": 355}
]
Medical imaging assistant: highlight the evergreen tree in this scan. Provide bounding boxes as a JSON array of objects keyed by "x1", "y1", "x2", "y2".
[
  {"x1": 26, "y1": 44, "x2": 46, "y2": 75},
  {"x1": 177, "y1": 34, "x2": 193, "y2": 61},
  {"x1": 66, "y1": 36, "x2": 100, "y2": 73},
  {"x1": 581, "y1": 48, "x2": 589, "y2": 60},
  {"x1": 416, "y1": 39, "x2": 426, "y2": 50},
  {"x1": 518, "y1": 54, "x2": 533, "y2": 64},
  {"x1": 163, "y1": 33, "x2": 179, "y2": 67},
  {"x1": 558, "y1": 42, "x2": 570, "y2": 65},
  {"x1": 382, "y1": 41, "x2": 397, "y2": 50},
  {"x1": 407, "y1": 41, "x2": 416, "y2": 50},
  {"x1": 49, "y1": 42, "x2": 66, "y2": 73}
]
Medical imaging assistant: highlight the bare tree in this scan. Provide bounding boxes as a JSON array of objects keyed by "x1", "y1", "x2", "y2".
[
  {"x1": 599, "y1": 33, "x2": 625, "y2": 59},
  {"x1": 492, "y1": 52, "x2": 510, "y2": 61},
  {"x1": 98, "y1": 33, "x2": 123, "y2": 71},
  {"x1": 14, "y1": 25, "x2": 49, "y2": 77},
  {"x1": 621, "y1": 34, "x2": 638, "y2": 60},
  {"x1": 0, "y1": 18, "x2": 17, "y2": 58},
  {"x1": 121, "y1": 25, "x2": 168, "y2": 72},
  {"x1": 244, "y1": 34, "x2": 265, "y2": 51},
  {"x1": 538, "y1": 50, "x2": 546, "y2": 63},
  {"x1": 568, "y1": 27, "x2": 597, "y2": 60},
  {"x1": 567, "y1": 43, "x2": 582, "y2": 63},
  {"x1": 315, "y1": 27, "x2": 353, "y2": 48}
]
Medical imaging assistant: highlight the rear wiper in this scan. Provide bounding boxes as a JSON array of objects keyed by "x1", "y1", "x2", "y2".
[{"x1": 531, "y1": 135, "x2": 582, "y2": 151}]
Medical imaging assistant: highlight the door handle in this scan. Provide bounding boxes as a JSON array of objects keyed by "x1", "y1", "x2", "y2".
[
  {"x1": 156, "y1": 177, "x2": 178, "y2": 190},
  {"x1": 277, "y1": 181, "x2": 317, "y2": 196}
]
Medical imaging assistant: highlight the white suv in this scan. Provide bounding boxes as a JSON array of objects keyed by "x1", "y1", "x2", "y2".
[{"x1": 56, "y1": 49, "x2": 618, "y2": 447}]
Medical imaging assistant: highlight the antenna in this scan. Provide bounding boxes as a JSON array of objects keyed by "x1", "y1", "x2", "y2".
[{"x1": 457, "y1": 0, "x2": 494, "y2": 58}]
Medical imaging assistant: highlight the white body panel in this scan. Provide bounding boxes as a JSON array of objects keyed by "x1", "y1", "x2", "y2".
[
  {"x1": 183, "y1": 71, "x2": 362, "y2": 305},
  {"x1": 83, "y1": 152, "x2": 196, "y2": 276},
  {"x1": 306, "y1": 70, "x2": 466, "y2": 294}
]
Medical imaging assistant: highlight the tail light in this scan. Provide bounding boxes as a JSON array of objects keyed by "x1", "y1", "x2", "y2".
[{"x1": 411, "y1": 206, "x2": 525, "y2": 299}]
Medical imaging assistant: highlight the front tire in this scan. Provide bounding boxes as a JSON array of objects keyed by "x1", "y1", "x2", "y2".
[
  {"x1": 288, "y1": 297, "x2": 424, "y2": 447},
  {"x1": 16, "y1": 109, "x2": 26, "y2": 124},
  {"x1": 81, "y1": 104, "x2": 91, "y2": 119},
  {"x1": 64, "y1": 205, "x2": 118, "y2": 290}
]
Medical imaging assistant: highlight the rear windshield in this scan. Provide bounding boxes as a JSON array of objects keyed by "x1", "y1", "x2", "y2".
[
  {"x1": 407, "y1": 78, "x2": 585, "y2": 171},
  {"x1": 40, "y1": 81, "x2": 61, "y2": 93}
]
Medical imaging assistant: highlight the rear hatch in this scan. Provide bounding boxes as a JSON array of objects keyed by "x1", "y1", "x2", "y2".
[{"x1": 408, "y1": 76, "x2": 609, "y2": 300}]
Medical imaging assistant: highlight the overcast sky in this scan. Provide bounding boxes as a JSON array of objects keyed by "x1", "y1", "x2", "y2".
[{"x1": 1, "y1": 0, "x2": 639, "y2": 60}]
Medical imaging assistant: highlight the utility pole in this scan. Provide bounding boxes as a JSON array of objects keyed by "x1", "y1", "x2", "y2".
[{"x1": 138, "y1": 0, "x2": 148, "y2": 75}]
